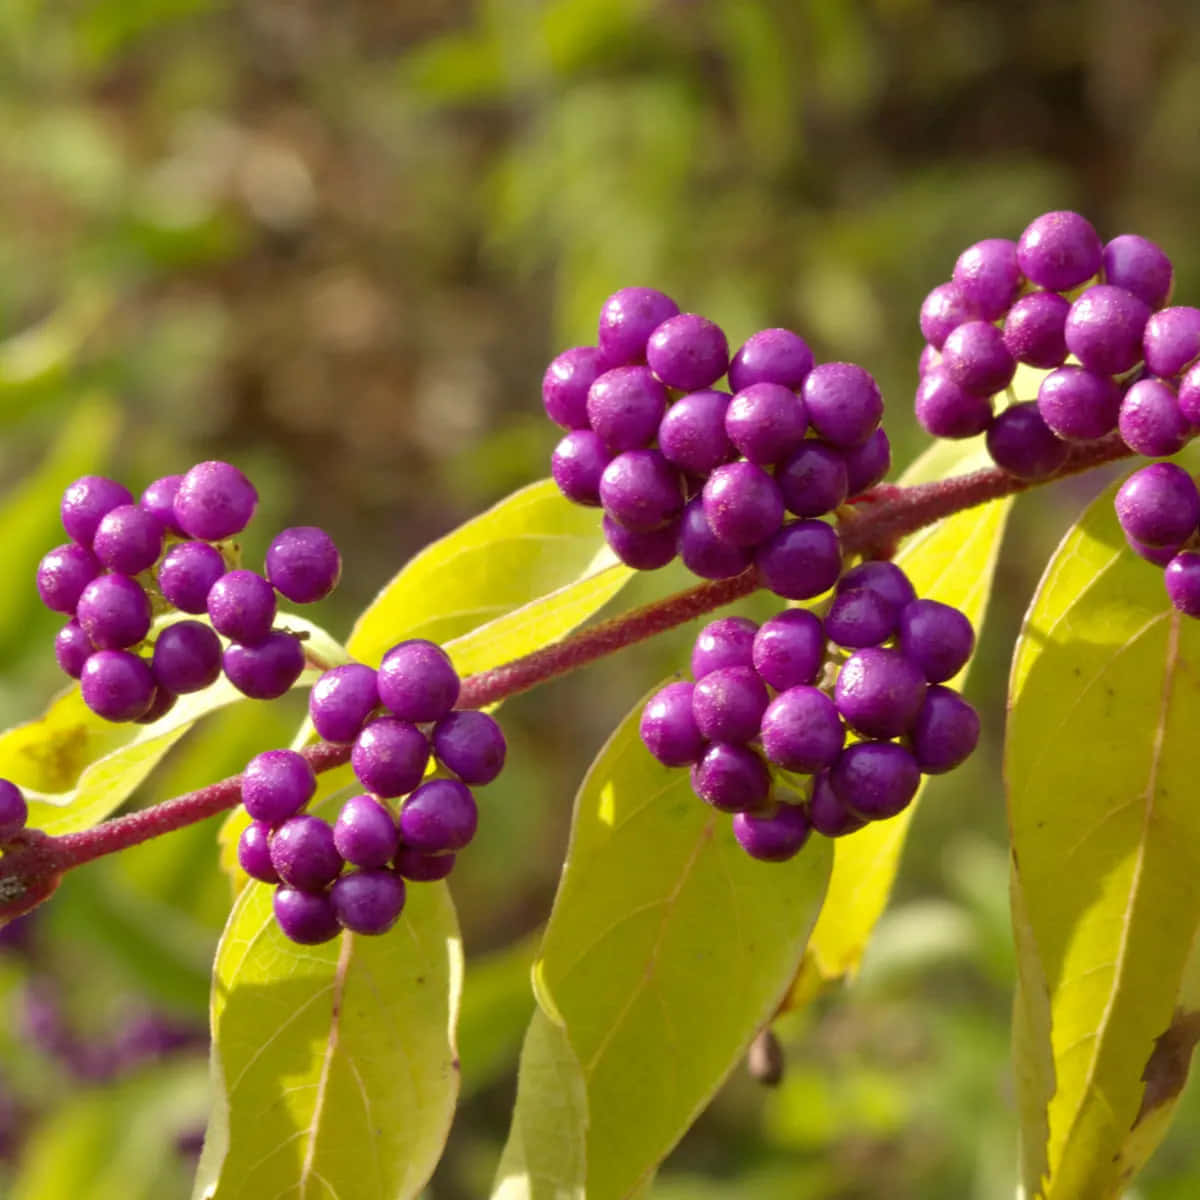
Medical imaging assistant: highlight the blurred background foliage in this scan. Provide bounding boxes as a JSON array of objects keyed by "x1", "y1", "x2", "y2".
[{"x1": 1, "y1": 0, "x2": 1199, "y2": 1195}]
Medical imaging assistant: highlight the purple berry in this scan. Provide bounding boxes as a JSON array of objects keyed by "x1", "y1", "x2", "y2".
[
  {"x1": 394, "y1": 847, "x2": 456, "y2": 881},
  {"x1": 752, "y1": 609, "x2": 824, "y2": 690},
  {"x1": 207, "y1": 569, "x2": 277, "y2": 646},
  {"x1": 807, "y1": 772, "x2": 866, "y2": 837},
  {"x1": 1115, "y1": 463, "x2": 1200, "y2": 548},
  {"x1": 542, "y1": 346, "x2": 604, "y2": 429},
  {"x1": 309, "y1": 663, "x2": 380, "y2": 744},
  {"x1": 351, "y1": 717, "x2": 429, "y2": 798},
  {"x1": 831, "y1": 741, "x2": 921, "y2": 821},
  {"x1": 898, "y1": 599, "x2": 975, "y2": 683},
  {"x1": 1180, "y1": 362, "x2": 1200, "y2": 426},
  {"x1": 432, "y1": 710, "x2": 507, "y2": 784},
  {"x1": 36, "y1": 543, "x2": 101, "y2": 614},
  {"x1": 1143, "y1": 306, "x2": 1200, "y2": 378},
  {"x1": 640, "y1": 682, "x2": 706, "y2": 767},
  {"x1": 915, "y1": 371, "x2": 994, "y2": 439},
  {"x1": 0, "y1": 780, "x2": 27, "y2": 839},
  {"x1": 825, "y1": 587, "x2": 898, "y2": 648},
  {"x1": 919, "y1": 344, "x2": 941, "y2": 378},
  {"x1": 173, "y1": 461, "x2": 258, "y2": 541},
  {"x1": 725, "y1": 383, "x2": 808, "y2": 465},
  {"x1": 597, "y1": 287, "x2": 680, "y2": 367},
  {"x1": 941, "y1": 320, "x2": 1017, "y2": 397},
  {"x1": 1016, "y1": 211, "x2": 1102, "y2": 291},
  {"x1": 1002, "y1": 291, "x2": 1071, "y2": 368},
  {"x1": 135, "y1": 684, "x2": 178, "y2": 725},
  {"x1": 266, "y1": 526, "x2": 342, "y2": 604},
  {"x1": 222, "y1": 631, "x2": 305, "y2": 700},
  {"x1": 76, "y1": 574, "x2": 151, "y2": 650},
  {"x1": 237, "y1": 821, "x2": 280, "y2": 883},
  {"x1": 242, "y1": 749, "x2": 316, "y2": 825},
  {"x1": 646, "y1": 313, "x2": 729, "y2": 391},
  {"x1": 552, "y1": 430, "x2": 611, "y2": 506},
  {"x1": 919, "y1": 283, "x2": 976, "y2": 350},
  {"x1": 55, "y1": 620, "x2": 92, "y2": 679},
  {"x1": 150, "y1": 620, "x2": 222, "y2": 694},
  {"x1": 603, "y1": 513, "x2": 679, "y2": 570},
  {"x1": 1037, "y1": 366, "x2": 1121, "y2": 442},
  {"x1": 760, "y1": 687, "x2": 845, "y2": 773},
  {"x1": 1128, "y1": 536, "x2": 1181, "y2": 567},
  {"x1": 1165, "y1": 551, "x2": 1200, "y2": 616},
  {"x1": 755, "y1": 520, "x2": 843, "y2": 600},
  {"x1": 273, "y1": 887, "x2": 340, "y2": 945},
  {"x1": 157, "y1": 541, "x2": 226, "y2": 614},
  {"x1": 801, "y1": 363, "x2": 883, "y2": 448},
  {"x1": 833, "y1": 646, "x2": 926, "y2": 738},
  {"x1": 702, "y1": 462, "x2": 784, "y2": 547},
  {"x1": 842, "y1": 428, "x2": 891, "y2": 495},
  {"x1": 677, "y1": 497, "x2": 755, "y2": 580},
  {"x1": 1064, "y1": 285, "x2": 1151, "y2": 376},
  {"x1": 691, "y1": 665, "x2": 770, "y2": 744},
  {"x1": 586, "y1": 366, "x2": 670, "y2": 453},
  {"x1": 331, "y1": 869, "x2": 407, "y2": 935},
  {"x1": 92, "y1": 505, "x2": 165, "y2": 575},
  {"x1": 599, "y1": 449, "x2": 685, "y2": 532},
  {"x1": 837, "y1": 560, "x2": 916, "y2": 613},
  {"x1": 728, "y1": 328, "x2": 814, "y2": 392},
  {"x1": 689, "y1": 743, "x2": 770, "y2": 812},
  {"x1": 907, "y1": 686, "x2": 980, "y2": 774},
  {"x1": 1119, "y1": 378, "x2": 1191, "y2": 458},
  {"x1": 776, "y1": 441, "x2": 849, "y2": 518},
  {"x1": 690, "y1": 617, "x2": 758, "y2": 679},
  {"x1": 1102, "y1": 234, "x2": 1173, "y2": 310},
  {"x1": 80, "y1": 650, "x2": 156, "y2": 721},
  {"x1": 732, "y1": 802, "x2": 811, "y2": 862},
  {"x1": 953, "y1": 238, "x2": 1022, "y2": 320},
  {"x1": 377, "y1": 639, "x2": 460, "y2": 724},
  {"x1": 333, "y1": 795, "x2": 399, "y2": 868},
  {"x1": 269, "y1": 814, "x2": 343, "y2": 890},
  {"x1": 139, "y1": 475, "x2": 184, "y2": 535},
  {"x1": 61, "y1": 476, "x2": 134, "y2": 546},
  {"x1": 658, "y1": 389, "x2": 735, "y2": 476},
  {"x1": 986, "y1": 403, "x2": 1069, "y2": 481},
  {"x1": 398, "y1": 778, "x2": 478, "y2": 853}
]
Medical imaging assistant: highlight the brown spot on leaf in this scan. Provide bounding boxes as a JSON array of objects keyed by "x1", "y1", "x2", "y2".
[{"x1": 1131, "y1": 1007, "x2": 1200, "y2": 1129}]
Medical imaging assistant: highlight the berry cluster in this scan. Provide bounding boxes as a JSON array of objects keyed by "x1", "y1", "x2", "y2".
[
  {"x1": 639, "y1": 562, "x2": 979, "y2": 861},
  {"x1": 916, "y1": 210, "x2": 1199, "y2": 481},
  {"x1": 543, "y1": 288, "x2": 891, "y2": 598},
  {"x1": 236, "y1": 639, "x2": 506, "y2": 944},
  {"x1": 1114, "y1": 463, "x2": 1200, "y2": 615},
  {"x1": 36, "y1": 462, "x2": 342, "y2": 723}
]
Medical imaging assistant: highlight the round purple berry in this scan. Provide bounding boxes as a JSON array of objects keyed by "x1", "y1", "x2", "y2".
[
  {"x1": 952, "y1": 238, "x2": 1022, "y2": 320},
  {"x1": 919, "y1": 344, "x2": 941, "y2": 378},
  {"x1": 80, "y1": 649, "x2": 156, "y2": 722},
  {"x1": 597, "y1": 287, "x2": 680, "y2": 367},
  {"x1": 55, "y1": 620, "x2": 92, "y2": 679},
  {"x1": 432, "y1": 710, "x2": 507, "y2": 785},
  {"x1": 907, "y1": 686, "x2": 980, "y2": 774},
  {"x1": 1037, "y1": 366, "x2": 1121, "y2": 442},
  {"x1": 825, "y1": 587, "x2": 898, "y2": 648},
  {"x1": 0, "y1": 780, "x2": 27, "y2": 840},
  {"x1": 599, "y1": 449, "x2": 684, "y2": 532},
  {"x1": 237, "y1": 821, "x2": 280, "y2": 883},
  {"x1": 842, "y1": 428, "x2": 891, "y2": 496},
  {"x1": 640, "y1": 682, "x2": 706, "y2": 767},
  {"x1": 1002, "y1": 291, "x2": 1070, "y2": 368},
  {"x1": 61, "y1": 475, "x2": 134, "y2": 546},
  {"x1": 755, "y1": 520, "x2": 843, "y2": 601},
  {"x1": 551, "y1": 430, "x2": 610, "y2": 506},
  {"x1": 831, "y1": 741, "x2": 921, "y2": 821},
  {"x1": 222, "y1": 631, "x2": 306, "y2": 700},
  {"x1": 1064, "y1": 285, "x2": 1151, "y2": 376},
  {"x1": 1119, "y1": 378, "x2": 1191, "y2": 458},
  {"x1": 1165, "y1": 551, "x2": 1200, "y2": 617},
  {"x1": 206, "y1": 570, "x2": 277, "y2": 646},
  {"x1": 691, "y1": 665, "x2": 770, "y2": 744},
  {"x1": 1180, "y1": 362, "x2": 1200, "y2": 426},
  {"x1": 1102, "y1": 234, "x2": 1173, "y2": 310},
  {"x1": 242, "y1": 749, "x2": 316, "y2": 825},
  {"x1": 1114, "y1": 463, "x2": 1200, "y2": 548},
  {"x1": 940, "y1": 320, "x2": 1016, "y2": 397},
  {"x1": 725, "y1": 383, "x2": 808, "y2": 465},
  {"x1": 760, "y1": 687, "x2": 845, "y2": 773},
  {"x1": 351, "y1": 717, "x2": 429, "y2": 798},
  {"x1": 173, "y1": 461, "x2": 258, "y2": 541},
  {"x1": 269, "y1": 814, "x2": 343, "y2": 890},
  {"x1": 985, "y1": 403, "x2": 1069, "y2": 481},
  {"x1": 309, "y1": 663, "x2": 380, "y2": 744},
  {"x1": 702, "y1": 461, "x2": 784, "y2": 547},
  {"x1": 1016, "y1": 211, "x2": 1102, "y2": 291},
  {"x1": 732, "y1": 802, "x2": 811, "y2": 862},
  {"x1": 333, "y1": 795, "x2": 400, "y2": 868},
  {"x1": 752, "y1": 608, "x2": 824, "y2": 691},
  {"x1": 92, "y1": 505, "x2": 165, "y2": 576},
  {"x1": 837, "y1": 560, "x2": 916, "y2": 613},
  {"x1": 331, "y1": 869, "x2": 407, "y2": 935},
  {"x1": 777, "y1": 441, "x2": 849, "y2": 518},
  {"x1": 677, "y1": 497, "x2": 755, "y2": 580},
  {"x1": 586, "y1": 366, "x2": 669, "y2": 453},
  {"x1": 807, "y1": 772, "x2": 866, "y2": 838},
  {"x1": 398, "y1": 779, "x2": 478, "y2": 853},
  {"x1": 801, "y1": 363, "x2": 883, "y2": 448},
  {"x1": 1143, "y1": 306, "x2": 1200, "y2": 379},
  {"x1": 646, "y1": 313, "x2": 729, "y2": 391},
  {"x1": 689, "y1": 743, "x2": 770, "y2": 813},
  {"x1": 657, "y1": 389, "x2": 735, "y2": 476},
  {"x1": 377, "y1": 639, "x2": 460, "y2": 724},
  {"x1": 273, "y1": 887, "x2": 340, "y2": 945},
  {"x1": 728, "y1": 328, "x2": 814, "y2": 392},
  {"x1": 542, "y1": 346, "x2": 604, "y2": 429},
  {"x1": 690, "y1": 616, "x2": 758, "y2": 679},
  {"x1": 157, "y1": 541, "x2": 226, "y2": 614},
  {"x1": 919, "y1": 283, "x2": 977, "y2": 350},
  {"x1": 139, "y1": 475, "x2": 184, "y2": 535},
  {"x1": 915, "y1": 371, "x2": 994, "y2": 439},
  {"x1": 898, "y1": 599, "x2": 975, "y2": 683},
  {"x1": 1128, "y1": 535, "x2": 1181, "y2": 567},
  {"x1": 394, "y1": 847, "x2": 456, "y2": 881},
  {"x1": 36, "y1": 543, "x2": 101, "y2": 614},
  {"x1": 266, "y1": 527, "x2": 342, "y2": 604},
  {"x1": 833, "y1": 646, "x2": 926, "y2": 738},
  {"x1": 603, "y1": 514, "x2": 679, "y2": 570},
  {"x1": 76, "y1": 574, "x2": 151, "y2": 650},
  {"x1": 151, "y1": 620, "x2": 222, "y2": 694}
]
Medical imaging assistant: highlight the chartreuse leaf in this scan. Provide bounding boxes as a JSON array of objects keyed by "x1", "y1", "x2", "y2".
[
  {"x1": 493, "y1": 696, "x2": 833, "y2": 1199},
  {"x1": 194, "y1": 858, "x2": 462, "y2": 1200},
  {"x1": 346, "y1": 479, "x2": 631, "y2": 670},
  {"x1": 1008, "y1": 476, "x2": 1200, "y2": 1199},
  {"x1": 790, "y1": 438, "x2": 1011, "y2": 997}
]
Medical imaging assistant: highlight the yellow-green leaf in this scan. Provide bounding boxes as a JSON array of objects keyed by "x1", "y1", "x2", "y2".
[
  {"x1": 495, "y1": 693, "x2": 833, "y2": 1199},
  {"x1": 1008, "y1": 475, "x2": 1200, "y2": 1199}
]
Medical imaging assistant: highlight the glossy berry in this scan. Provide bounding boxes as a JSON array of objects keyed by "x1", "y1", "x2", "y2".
[
  {"x1": 597, "y1": 287, "x2": 679, "y2": 367},
  {"x1": 915, "y1": 372, "x2": 994, "y2": 439},
  {"x1": 542, "y1": 346, "x2": 604, "y2": 429},
  {"x1": 351, "y1": 717, "x2": 429, "y2": 798},
  {"x1": 1002, "y1": 291, "x2": 1070, "y2": 368},
  {"x1": 940, "y1": 321, "x2": 1016, "y2": 397},
  {"x1": 728, "y1": 328, "x2": 814, "y2": 392},
  {"x1": 1165, "y1": 552, "x2": 1200, "y2": 616},
  {"x1": 398, "y1": 779, "x2": 478, "y2": 853},
  {"x1": 677, "y1": 497, "x2": 754, "y2": 579},
  {"x1": 80, "y1": 650, "x2": 156, "y2": 721},
  {"x1": 689, "y1": 743, "x2": 770, "y2": 812},
  {"x1": 1064, "y1": 285, "x2": 1151, "y2": 376},
  {"x1": 173, "y1": 461, "x2": 258, "y2": 541},
  {"x1": 725, "y1": 383, "x2": 808, "y2": 465},
  {"x1": 831, "y1": 741, "x2": 921, "y2": 820},
  {"x1": 825, "y1": 587, "x2": 898, "y2": 648},
  {"x1": 273, "y1": 887, "x2": 340, "y2": 945},
  {"x1": 332, "y1": 869, "x2": 407, "y2": 935},
  {"x1": 0, "y1": 780, "x2": 27, "y2": 840},
  {"x1": 586, "y1": 367, "x2": 669, "y2": 453},
  {"x1": 919, "y1": 283, "x2": 976, "y2": 350},
  {"x1": 377, "y1": 639, "x2": 460, "y2": 724},
  {"x1": 732, "y1": 802, "x2": 811, "y2": 862},
  {"x1": 755, "y1": 520, "x2": 843, "y2": 600},
  {"x1": 752, "y1": 609, "x2": 824, "y2": 691},
  {"x1": 150, "y1": 620, "x2": 222, "y2": 694},
  {"x1": 802, "y1": 363, "x2": 883, "y2": 448},
  {"x1": 333, "y1": 795, "x2": 399, "y2": 868},
  {"x1": 1115, "y1": 463, "x2": 1200, "y2": 548},
  {"x1": 1143, "y1": 306, "x2": 1200, "y2": 378},
  {"x1": 760, "y1": 687, "x2": 845, "y2": 773},
  {"x1": 61, "y1": 476, "x2": 134, "y2": 546},
  {"x1": 242, "y1": 749, "x2": 316, "y2": 825},
  {"x1": 776, "y1": 441, "x2": 849, "y2": 518},
  {"x1": 1102, "y1": 234, "x2": 1173, "y2": 310},
  {"x1": 692, "y1": 666, "x2": 770, "y2": 744},
  {"x1": 394, "y1": 847, "x2": 456, "y2": 881},
  {"x1": 986, "y1": 403, "x2": 1069, "y2": 481},
  {"x1": 702, "y1": 462, "x2": 784, "y2": 547},
  {"x1": 1037, "y1": 367, "x2": 1121, "y2": 442},
  {"x1": 55, "y1": 620, "x2": 92, "y2": 678},
  {"x1": 269, "y1": 814, "x2": 343, "y2": 890},
  {"x1": 207, "y1": 569, "x2": 277, "y2": 645},
  {"x1": 432, "y1": 710, "x2": 507, "y2": 785},
  {"x1": 92, "y1": 505, "x2": 164, "y2": 576},
  {"x1": 603, "y1": 514, "x2": 679, "y2": 570},
  {"x1": 1129, "y1": 536, "x2": 1182, "y2": 567},
  {"x1": 646, "y1": 313, "x2": 729, "y2": 391},
  {"x1": 139, "y1": 475, "x2": 184, "y2": 535},
  {"x1": 953, "y1": 238, "x2": 1022, "y2": 321},
  {"x1": 309, "y1": 663, "x2": 380, "y2": 744},
  {"x1": 237, "y1": 821, "x2": 280, "y2": 883},
  {"x1": 222, "y1": 632, "x2": 305, "y2": 700},
  {"x1": 1016, "y1": 211, "x2": 1102, "y2": 291},
  {"x1": 640, "y1": 682, "x2": 706, "y2": 767},
  {"x1": 156, "y1": 541, "x2": 226, "y2": 614},
  {"x1": 908, "y1": 686, "x2": 980, "y2": 774},
  {"x1": 837, "y1": 560, "x2": 916, "y2": 613},
  {"x1": 690, "y1": 617, "x2": 758, "y2": 680},
  {"x1": 918, "y1": 344, "x2": 941, "y2": 378},
  {"x1": 843, "y1": 428, "x2": 891, "y2": 495},
  {"x1": 898, "y1": 599, "x2": 975, "y2": 683},
  {"x1": 807, "y1": 772, "x2": 866, "y2": 838},
  {"x1": 266, "y1": 526, "x2": 342, "y2": 604},
  {"x1": 657, "y1": 389, "x2": 734, "y2": 476},
  {"x1": 76, "y1": 574, "x2": 151, "y2": 650},
  {"x1": 834, "y1": 647, "x2": 926, "y2": 738},
  {"x1": 1180, "y1": 363, "x2": 1200, "y2": 426},
  {"x1": 36, "y1": 543, "x2": 101, "y2": 614},
  {"x1": 599, "y1": 449, "x2": 684, "y2": 532},
  {"x1": 551, "y1": 430, "x2": 610, "y2": 506},
  {"x1": 1118, "y1": 379, "x2": 1190, "y2": 458}
]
